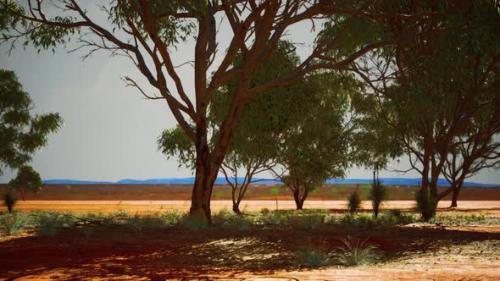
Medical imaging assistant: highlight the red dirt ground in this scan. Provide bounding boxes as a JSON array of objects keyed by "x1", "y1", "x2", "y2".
[{"x1": 1, "y1": 201, "x2": 499, "y2": 280}]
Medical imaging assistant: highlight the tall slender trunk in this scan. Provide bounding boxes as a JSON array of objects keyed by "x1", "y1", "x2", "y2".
[{"x1": 450, "y1": 179, "x2": 464, "y2": 208}]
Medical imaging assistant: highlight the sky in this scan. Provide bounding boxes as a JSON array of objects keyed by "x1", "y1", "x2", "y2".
[{"x1": 0, "y1": 2, "x2": 499, "y2": 184}]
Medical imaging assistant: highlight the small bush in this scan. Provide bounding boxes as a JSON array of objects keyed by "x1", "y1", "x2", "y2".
[
  {"x1": 347, "y1": 191, "x2": 361, "y2": 214},
  {"x1": 158, "y1": 210, "x2": 183, "y2": 226},
  {"x1": 380, "y1": 210, "x2": 415, "y2": 225},
  {"x1": 0, "y1": 212, "x2": 30, "y2": 235},
  {"x1": 3, "y1": 193, "x2": 17, "y2": 214},
  {"x1": 369, "y1": 181, "x2": 386, "y2": 217},
  {"x1": 335, "y1": 236, "x2": 379, "y2": 266},
  {"x1": 213, "y1": 209, "x2": 252, "y2": 231},
  {"x1": 289, "y1": 214, "x2": 325, "y2": 230},
  {"x1": 35, "y1": 212, "x2": 76, "y2": 237},
  {"x1": 298, "y1": 248, "x2": 331, "y2": 268},
  {"x1": 415, "y1": 189, "x2": 438, "y2": 221},
  {"x1": 180, "y1": 214, "x2": 208, "y2": 231}
]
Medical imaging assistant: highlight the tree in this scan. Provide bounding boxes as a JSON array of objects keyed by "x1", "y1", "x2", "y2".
[
  {"x1": 0, "y1": 69, "x2": 62, "y2": 198},
  {"x1": 352, "y1": 1, "x2": 499, "y2": 220},
  {"x1": 1, "y1": 0, "x2": 440, "y2": 222},
  {"x1": 442, "y1": 114, "x2": 500, "y2": 208},
  {"x1": 270, "y1": 72, "x2": 355, "y2": 210}
]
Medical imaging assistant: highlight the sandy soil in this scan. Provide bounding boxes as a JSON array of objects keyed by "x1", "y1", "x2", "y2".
[{"x1": 10, "y1": 200, "x2": 500, "y2": 215}]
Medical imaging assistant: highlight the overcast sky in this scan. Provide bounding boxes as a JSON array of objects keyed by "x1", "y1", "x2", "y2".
[{"x1": 0, "y1": 2, "x2": 498, "y2": 184}]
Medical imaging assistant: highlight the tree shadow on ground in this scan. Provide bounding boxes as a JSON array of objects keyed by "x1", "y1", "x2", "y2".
[{"x1": 0, "y1": 222, "x2": 499, "y2": 280}]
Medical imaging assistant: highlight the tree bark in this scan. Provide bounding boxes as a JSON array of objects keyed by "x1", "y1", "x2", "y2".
[
  {"x1": 292, "y1": 184, "x2": 309, "y2": 210},
  {"x1": 450, "y1": 180, "x2": 463, "y2": 208}
]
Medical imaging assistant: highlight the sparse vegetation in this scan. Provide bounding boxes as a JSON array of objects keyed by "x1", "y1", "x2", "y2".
[
  {"x1": 298, "y1": 248, "x2": 331, "y2": 268},
  {"x1": 34, "y1": 212, "x2": 76, "y2": 237},
  {"x1": 0, "y1": 212, "x2": 30, "y2": 235},
  {"x1": 335, "y1": 236, "x2": 379, "y2": 266}
]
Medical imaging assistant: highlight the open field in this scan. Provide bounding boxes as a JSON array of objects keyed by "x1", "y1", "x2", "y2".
[
  {"x1": 1, "y1": 201, "x2": 500, "y2": 280},
  {"x1": 8, "y1": 199, "x2": 500, "y2": 215},
  {"x1": 2, "y1": 184, "x2": 500, "y2": 201}
]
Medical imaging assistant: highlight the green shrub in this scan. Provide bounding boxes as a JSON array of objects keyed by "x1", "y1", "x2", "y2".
[
  {"x1": 335, "y1": 236, "x2": 379, "y2": 266},
  {"x1": 180, "y1": 214, "x2": 208, "y2": 231},
  {"x1": 0, "y1": 212, "x2": 30, "y2": 235},
  {"x1": 213, "y1": 209, "x2": 252, "y2": 231},
  {"x1": 289, "y1": 214, "x2": 325, "y2": 230},
  {"x1": 369, "y1": 181, "x2": 386, "y2": 217},
  {"x1": 347, "y1": 191, "x2": 361, "y2": 214},
  {"x1": 298, "y1": 248, "x2": 331, "y2": 267},
  {"x1": 382, "y1": 209, "x2": 415, "y2": 225},
  {"x1": 158, "y1": 210, "x2": 183, "y2": 226},
  {"x1": 35, "y1": 212, "x2": 76, "y2": 237},
  {"x1": 3, "y1": 193, "x2": 17, "y2": 214},
  {"x1": 415, "y1": 189, "x2": 438, "y2": 221}
]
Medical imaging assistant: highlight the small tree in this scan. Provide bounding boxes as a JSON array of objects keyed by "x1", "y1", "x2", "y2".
[
  {"x1": 0, "y1": 70, "x2": 61, "y2": 199},
  {"x1": 3, "y1": 192, "x2": 17, "y2": 213},
  {"x1": 9, "y1": 165, "x2": 42, "y2": 200},
  {"x1": 347, "y1": 191, "x2": 361, "y2": 214},
  {"x1": 369, "y1": 172, "x2": 386, "y2": 217}
]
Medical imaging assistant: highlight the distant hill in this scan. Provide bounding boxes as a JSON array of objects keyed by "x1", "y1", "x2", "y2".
[{"x1": 40, "y1": 177, "x2": 500, "y2": 188}]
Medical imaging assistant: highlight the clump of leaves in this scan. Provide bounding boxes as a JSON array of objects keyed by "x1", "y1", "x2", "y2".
[
  {"x1": 3, "y1": 193, "x2": 17, "y2": 214},
  {"x1": 334, "y1": 236, "x2": 379, "y2": 266},
  {"x1": 35, "y1": 212, "x2": 76, "y2": 237},
  {"x1": 347, "y1": 191, "x2": 361, "y2": 214},
  {"x1": 0, "y1": 212, "x2": 30, "y2": 235},
  {"x1": 369, "y1": 180, "x2": 386, "y2": 217}
]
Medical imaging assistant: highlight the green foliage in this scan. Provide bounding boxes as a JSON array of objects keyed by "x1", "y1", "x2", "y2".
[
  {"x1": 297, "y1": 248, "x2": 331, "y2": 268},
  {"x1": 347, "y1": 191, "x2": 361, "y2": 214},
  {"x1": 369, "y1": 179, "x2": 386, "y2": 217},
  {"x1": 9, "y1": 165, "x2": 42, "y2": 196},
  {"x1": 179, "y1": 213, "x2": 208, "y2": 231},
  {"x1": 415, "y1": 189, "x2": 438, "y2": 221},
  {"x1": 3, "y1": 192, "x2": 17, "y2": 213},
  {"x1": 335, "y1": 236, "x2": 379, "y2": 266},
  {"x1": 0, "y1": 212, "x2": 30, "y2": 235},
  {"x1": 34, "y1": 212, "x2": 76, "y2": 237},
  {"x1": 0, "y1": 70, "x2": 61, "y2": 197},
  {"x1": 212, "y1": 209, "x2": 252, "y2": 231}
]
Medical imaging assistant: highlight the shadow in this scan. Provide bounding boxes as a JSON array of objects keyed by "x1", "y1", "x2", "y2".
[{"x1": 0, "y1": 222, "x2": 499, "y2": 280}]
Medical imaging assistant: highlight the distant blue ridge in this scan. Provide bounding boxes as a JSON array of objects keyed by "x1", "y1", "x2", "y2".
[{"x1": 40, "y1": 177, "x2": 500, "y2": 188}]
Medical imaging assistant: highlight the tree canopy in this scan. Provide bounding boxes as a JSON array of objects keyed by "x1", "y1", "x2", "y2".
[{"x1": 0, "y1": 69, "x2": 62, "y2": 197}]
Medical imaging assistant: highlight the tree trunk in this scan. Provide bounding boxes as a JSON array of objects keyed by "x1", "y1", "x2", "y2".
[
  {"x1": 190, "y1": 125, "x2": 218, "y2": 224},
  {"x1": 292, "y1": 184, "x2": 309, "y2": 210},
  {"x1": 450, "y1": 180, "x2": 463, "y2": 208}
]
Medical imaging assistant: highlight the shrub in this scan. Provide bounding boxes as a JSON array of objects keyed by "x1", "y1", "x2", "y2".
[
  {"x1": 158, "y1": 210, "x2": 183, "y2": 226},
  {"x1": 0, "y1": 212, "x2": 30, "y2": 235},
  {"x1": 347, "y1": 191, "x2": 361, "y2": 214},
  {"x1": 3, "y1": 193, "x2": 17, "y2": 214},
  {"x1": 369, "y1": 181, "x2": 386, "y2": 217},
  {"x1": 35, "y1": 212, "x2": 76, "y2": 237},
  {"x1": 380, "y1": 210, "x2": 415, "y2": 225},
  {"x1": 415, "y1": 189, "x2": 438, "y2": 221},
  {"x1": 180, "y1": 214, "x2": 208, "y2": 231},
  {"x1": 297, "y1": 248, "x2": 331, "y2": 267},
  {"x1": 335, "y1": 236, "x2": 379, "y2": 266},
  {"x1": 213, "y1": 209, "x2": 252, "y2": 231},
  {"x1": 289, "y1": 214, "x2": 325, "y2": 230}
]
